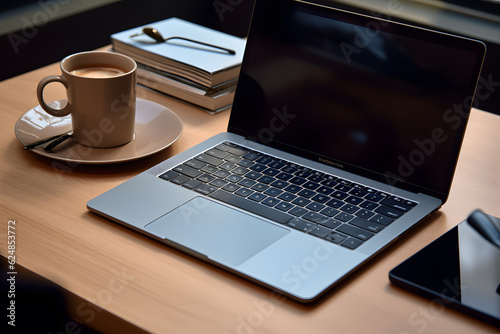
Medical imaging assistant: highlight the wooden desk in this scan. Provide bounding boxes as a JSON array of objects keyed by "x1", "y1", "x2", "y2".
[{"x1": 1, "y1": 60, "x2": 499, "y2": 333}]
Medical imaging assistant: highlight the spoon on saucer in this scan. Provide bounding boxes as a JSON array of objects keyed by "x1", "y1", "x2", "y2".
[{"x1": 130, "y1": 27, "x2": 236, "y2": 55}]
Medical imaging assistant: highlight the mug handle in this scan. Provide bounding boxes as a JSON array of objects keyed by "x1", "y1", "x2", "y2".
[{"x1": 36, "y1": 75, "x2": 71, "y2": 117}]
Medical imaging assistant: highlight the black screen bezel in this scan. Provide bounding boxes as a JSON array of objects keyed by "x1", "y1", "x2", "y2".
[{"x1": 228, "y1": 0, "x2": 486, "y2": 202}]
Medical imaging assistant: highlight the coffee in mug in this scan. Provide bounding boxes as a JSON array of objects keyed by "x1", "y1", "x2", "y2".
[
  {"x1": 70, "y1": 65, "x2": 128, "y2": 78},
  {"x1": 36, "y1": 51, "x2": 137, "y2": 148}
]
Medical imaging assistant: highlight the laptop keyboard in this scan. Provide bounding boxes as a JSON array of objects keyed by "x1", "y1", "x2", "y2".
[{"x1": 158, "y1": 142, "x2": 416, "y2": 250}]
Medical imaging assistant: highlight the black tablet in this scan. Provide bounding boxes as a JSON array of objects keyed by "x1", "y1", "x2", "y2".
[{"x1": 389, "y1": 212, "x2": 500, "y2": 327}]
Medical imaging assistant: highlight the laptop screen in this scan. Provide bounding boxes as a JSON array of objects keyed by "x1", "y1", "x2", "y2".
[{"x1": 228, "y1": 0, "x2": 485, "y2": 201}]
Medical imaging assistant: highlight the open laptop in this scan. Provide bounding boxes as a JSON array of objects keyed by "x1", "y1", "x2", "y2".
[{"x1": 87, "y1": 0, "x2": 486, "y2": 302}]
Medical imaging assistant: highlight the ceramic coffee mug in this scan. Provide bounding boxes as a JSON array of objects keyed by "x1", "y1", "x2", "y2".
[{"x1": 37, "y1": 51, "x2": 137, "y2": 148}]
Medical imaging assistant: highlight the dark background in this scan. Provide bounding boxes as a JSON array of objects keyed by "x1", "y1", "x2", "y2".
[{"x1": 1, "y1": 0, "x2": 498, "y2": 115}]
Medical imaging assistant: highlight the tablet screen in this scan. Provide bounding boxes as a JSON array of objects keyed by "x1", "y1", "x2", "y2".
[{"x1": 389, "y1": 215, "x2": 500, "y2": 327}]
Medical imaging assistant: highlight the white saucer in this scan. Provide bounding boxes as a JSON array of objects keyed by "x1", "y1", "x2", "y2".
[{"x1": 15, "y1": 98, "x2": 183, "y2": 164}]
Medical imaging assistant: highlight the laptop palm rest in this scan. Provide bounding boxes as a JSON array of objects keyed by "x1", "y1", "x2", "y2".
[{"x1": 145, "y1": 197, "x2": 289, "y2": 267}]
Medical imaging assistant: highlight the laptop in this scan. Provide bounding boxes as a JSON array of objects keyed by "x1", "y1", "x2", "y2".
[{"x1": 88, "y1": 0, "x2": 486, "y2": 302}]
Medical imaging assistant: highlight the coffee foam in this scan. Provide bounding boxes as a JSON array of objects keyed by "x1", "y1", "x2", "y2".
[{"x1": 70, "y1": 66, "x2": 126, "y2": 78}]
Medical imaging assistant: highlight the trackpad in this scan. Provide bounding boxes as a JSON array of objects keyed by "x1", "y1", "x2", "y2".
[{"x1": 145, "y1": 197, "x2": 289, "y2": 267}]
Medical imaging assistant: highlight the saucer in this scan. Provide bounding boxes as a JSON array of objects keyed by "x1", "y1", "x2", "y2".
[{"x1": 15, "y1": 98, "x2": 183, "y2": 164}]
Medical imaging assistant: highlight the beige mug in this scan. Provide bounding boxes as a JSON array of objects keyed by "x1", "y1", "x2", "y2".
[{"x1": 37, "y1": 51, "x2": 137, "y2": 148}]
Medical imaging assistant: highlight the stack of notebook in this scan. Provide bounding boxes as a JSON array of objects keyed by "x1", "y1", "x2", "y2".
[{"x1": 111, "y1": 17, "x2": 247, "y2": 114}]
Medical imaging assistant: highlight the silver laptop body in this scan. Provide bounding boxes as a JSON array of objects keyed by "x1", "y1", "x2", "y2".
[{"x1": 88, "y1": 0, "x2": 485, "y2": 302}]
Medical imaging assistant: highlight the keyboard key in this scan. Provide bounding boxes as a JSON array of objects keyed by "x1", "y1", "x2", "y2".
[
  {"x1": 375, "y1": 205, "x2": 404, "y2": 219},
  {"x1": 380, "y1": 198, "x2": 414, "y2": 212},
  {"x1": 275, "y1": 201, "x2": 294, "y2": 211},
  {"x1": 202, "y1": 165, "x2": 219, "y2": 174},
  {"x1": 262, "y1": 197, "x2": 280, "y2": 207},
  {"x1": 325, "y1": 199, "x2": 343, "y2": 208},
  {"x1": 340, "y1": 204, "x2": 358, "y2": 213},
  {"x1": 317, "y1": 186, "x2": 334, "y2": 195},
  {"x1": 275, "y1": 172, "x2": 293, "y2": 181},
  {"x1": 289, "y1": 176, "x2": 306, "y2": 185},
  {"x1": 232, "y1": 167, "x2": 249, "y2": 175},
  {"x1": 287, "y1": 218, "x2": 316, "y2": 232},
  {"x1": 355, "y1": 209, "x2": 374, "y2": 219},
  {"x1": 224, "y1": 155, "x2": 241, "y2": 164},
  {"x1": 242, "y1": 152, "x2": 259, "y2": 160},
  {"x1": 213, "y1": 170, "x2": 230, "y2": 178},
  {"x1": 270, "y1": 180, "x2": 289, "y2": 189},
  {"x1": 195, "y1": 153, "x2": 223, "y2": 166},
  {"x1": 256, "y1": 156, "x2": 273, "y2": 164},
  {"x1": 210, "y1": 190, "x2": 293, "y2": 224},
  {"x1": 210, "y1": 179, "x2": 228, "y2": 188},
  {"x1": 159, "y1": 170, "x2": 179, "y2": 181},
  {"x1": 325, "y1": 232, "x2": 347, "y2": 244},
  {"x1": 228, "y1": 147, "x2": 248, "y2": 156},
  {"x1": 336, "y1": 224, "x2": 374, "y2": 241},
  {"x1": 182, "y1": 179, "x2": 202, "y2": 189},
  {"x1": 206, "y1": 148, "x2": 229, "y2": 159},
  {"x1": 263, "y1": 168, "x2": 280, "y2": 176},
  {"x1": 257, "y1": 175, "x2": 275, "y2": 184},
  {"x1": 341, "y1": 238, "x2": 363, "y2": 250},
  {"x1": 289, "y1": 207, "x2": 308, "y2": 217},
  {"x1": 236, "y1": 159, "x2": 253, "y2": 167},
  {"x1": 370, "y1": 214, "x2": 394, "y2": 226},
  {"x1": 311, "y1": 194, "x2": 329, "y2": 203},
  {"x1": 278, "y1": 192, "x2": 297, "y2": 202},
  {"x1": 238, "y1": 178, "x2": 256, "y2": 187},
  {"x1": 245, "y1": 171, "x2": 262, "y2": 180},
  {"x1": 253, "y1": 183, "x2": 270, "y2": 192},
  {"x1": 349, "y1": 188, "x2": 368, "y2": 197},
  {"x1": 291, "y1": 197, "x2": 311, "y2": 207},
  {"x1": 225, "y1": 174, "x2": 243, "y2": 183},
  {"x1": 365, "y1": 193, "x2": 384, "y2": 202},
  {"x1": 173, "y1": 165, "x2": 202, "y2": 178},
  {"x1": 170, "y1": 175, "x2": 190, "y2": 185},
  {"x1": 297, "y1": 189, "x2": 315, "y2": 198},
  {"x1": 317, "y1": 218, "x2": 341, "y2": 229},
  {"x1": 335, "y1": 184, "x2": 352, "y2": 192},
  {"x1": 305, "y1": 202, "x2": 325, "y2": 212},
  {"x1": 345, "y1": 195, "x2": 363, "y2": 205},
  {"x1": 184, "y1": 159, "x2": 206, "y2": 169},
  {"x1": 222, "y1": 183, "x2": 240, "y2": 192},
  {"x1": 194, "y1": 184, "x2": 217, "y2": 195},
  {"x1": 308, "y1": 173, "x2": 325, "y2": 182},
  {"x1": 359, "y1": 200, "x2": 378, "y2": 210},
  {"x1": 349, "y1": 217, "x2": 384, "y2": 233},
  {"x1": 284, "y1": 185, "x2": 301, "y2": 193},
  {"x1": 214, "y1": 143, "x2": 232, "y2": 151},
  {"x1": 302, "y1": 212, "x2": 324, "y2": 222},
  {"x1": 250, "y1": 164, "x2": 267, "y2": 172},
  {"x1": 282, "y1": 165, "x2": 298, "y2": 173},
  {"x1": 319, "y1": 207, "x2": 340, "y2": 217},
  {"x1": 331, "y1": 191, "x2": 348, "y2": 200},
  {"x1": 334, "y1": 212, "x2": 354, "y2": 222},
  {"x1": 235, "y1": 188, "x2": 253, "y2": 197},
  {"x1": 196, "y1": 174, "x2": 215, "y2": 183},
  {"x1": 309, "y1": 225, "x2": 332, "y2": 238},
  {"x1": 303, "y1": 181, "x2": 320, "y2": 190},
  {"x1": 248, "y1": 192, "x2": 267, "y2": 202},
  {"x1": 295, "y1": 170, "x2": 311, "y2": 178},
  {"x1": 220, "y1": 162, "x2": 236, "y2": 171},
  {"x1": 263, "y1": 187, "x2": 280, "y2": 196},
  {"x1": 321, "y1": 179, "x2": 338, "y2": 187}
]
